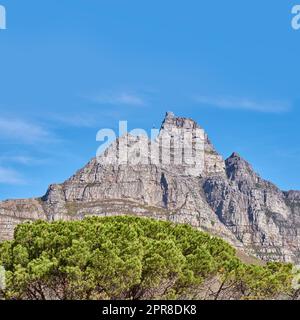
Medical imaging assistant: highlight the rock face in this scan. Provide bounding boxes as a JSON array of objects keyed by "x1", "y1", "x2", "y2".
[
  {"x1": 203, "y1": 153, "x2": 300, "y2": 261},
  {"x1": 1, "y1": 112, "x2": 300, "y2": 262}
]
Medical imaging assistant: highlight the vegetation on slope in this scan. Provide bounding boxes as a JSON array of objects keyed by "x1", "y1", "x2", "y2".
[{"x1": 0, "y1": 216, "x2": 296, "y2": 300}]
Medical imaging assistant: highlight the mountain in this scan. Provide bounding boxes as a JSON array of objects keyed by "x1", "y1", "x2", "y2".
[{"x1": 1, "y1": 112, "x2": 300, "y2": 262}]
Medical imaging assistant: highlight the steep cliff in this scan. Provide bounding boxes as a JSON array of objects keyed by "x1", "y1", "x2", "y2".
[{"x1": 203, "y1": 153, "x2": 300, "y2": 261}]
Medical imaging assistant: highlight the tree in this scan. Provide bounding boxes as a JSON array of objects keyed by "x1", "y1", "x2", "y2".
[{"x1": 0, "y1": 216, "x2": 294, "y2": 300}]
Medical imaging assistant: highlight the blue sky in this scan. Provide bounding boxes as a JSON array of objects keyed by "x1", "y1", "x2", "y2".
[{"x1": 0, "y1": 0, "x2": 300, "y2": 199}]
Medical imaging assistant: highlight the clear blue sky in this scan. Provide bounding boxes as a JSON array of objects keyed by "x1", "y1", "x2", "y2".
[{"x1": 0, "y1": 0, "x2": 300, "y2": 200}]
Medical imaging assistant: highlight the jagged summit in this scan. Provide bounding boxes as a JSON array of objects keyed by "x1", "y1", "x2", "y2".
[
  {"x1": 1, "y1": 112, "x2": 300, "y2": 263},
  {"x1": 225, "y1": 152, "x2": 258, "y2": 183},
  {"x1": 160, "y1": 111, "x2": 201, "y2": 132},
  {"x1": 228, "y1": 152, "x2": 242, "y2": 159}
]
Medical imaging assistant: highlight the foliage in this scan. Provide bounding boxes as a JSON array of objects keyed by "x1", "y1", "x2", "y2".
[{"x1": 0, "y1": 216, "x2": 294, "y2": 300}]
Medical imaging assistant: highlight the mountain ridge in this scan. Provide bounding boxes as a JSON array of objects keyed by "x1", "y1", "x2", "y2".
[{"x1": 1, "y1": 112, "x2": 300, "y2": 263}]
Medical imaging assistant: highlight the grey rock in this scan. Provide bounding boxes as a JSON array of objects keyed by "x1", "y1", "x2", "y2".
[{"x1": 203, "y1": 153, "x2": 300, "y2": 262}]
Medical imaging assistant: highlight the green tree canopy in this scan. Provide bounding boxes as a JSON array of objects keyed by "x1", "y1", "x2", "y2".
[{"x1": 0, "y1": 216, "x2": 295, "y2": 300}]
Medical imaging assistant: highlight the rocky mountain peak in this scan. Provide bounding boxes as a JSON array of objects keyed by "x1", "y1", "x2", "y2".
[
  {"x1": 229, "y1": 152, "x2": 241, "y2": 159},
  {"x1": 158, "y1": 112, "x2": 226, "y2": 177},
  {"x1": 160, "y1": 111, "x2": 201, "y2": 132},
  {"x1": 225, "y1": 152, "x2": 258, "y2": 184}
]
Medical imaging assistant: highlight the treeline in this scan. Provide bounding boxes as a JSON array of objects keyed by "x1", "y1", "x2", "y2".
[{"x1": 0, "y1": 216, "x2": 298, "y2": 300}]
